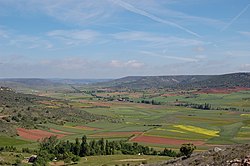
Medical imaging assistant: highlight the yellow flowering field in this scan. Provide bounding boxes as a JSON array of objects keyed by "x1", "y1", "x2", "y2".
[
  {"x1": 167, "y1": 129, "x2": 186, "y2": 134},
  {"x1": 173, "y1": 125, "x2": 219, "y2": 137},
  {"x1": 240, "y1": 114, "x2": 250, "y2": 117}
]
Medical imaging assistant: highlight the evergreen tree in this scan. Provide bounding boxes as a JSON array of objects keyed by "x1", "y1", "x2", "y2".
[
  {"x1": 98, "y1": 138, "x2": 105, "y2": 155},
  {"x1": 80, "y1": 135, "x2": 88, "y2": 157},
  {"x1": 73, "y1": 138, "x2": 81, "y2": 156}
]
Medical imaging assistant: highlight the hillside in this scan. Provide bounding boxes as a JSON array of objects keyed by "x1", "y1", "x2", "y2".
[
  {"x1": 0, "y1": 78, "x2": 112, "y2": 91},
  {"x1": 0, "y1": 78, "x2": 62, "y2": 90},
  {"x1": 188, "y1": 72, "x2": 250, "y2": 88},
  {"x1": 49, "y1": 78, "x2": 112, "y2": 84},
  {"x1": 147, "y1": 144, "x2": 250, "y2": 166},
  {"x1": 97, "y1": 73, "x2": 250, "y2": 89},
  {"x1": 0, "y1": 87, "x2": 107, "y2": 136}
]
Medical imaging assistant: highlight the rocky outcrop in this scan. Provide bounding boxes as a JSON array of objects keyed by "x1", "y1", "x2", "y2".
[{"x1": 147, "y1": 144, "x2": 250, "y2": 166}]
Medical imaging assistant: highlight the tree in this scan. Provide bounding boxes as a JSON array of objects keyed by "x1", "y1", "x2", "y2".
[
  {"x1": 179, "y1": 143, "x2": 196, "y2": 157},
  {"x1": 160, "y1": 148, "x2": 177, "y2": 157},
  {"x1": 105, "y1": 140, "x2": 110, "y2": 155},
  {"x1": 73, "y1": 138, "x2": 81, "y2": 156},
  {"x1": 80, "y1": 135, "x2": 89, "y2": 157},
  {"x1": 34, "y1": 150, "x2": 50, "y2": 166},
  {"x1": 98, "y1": 138, "x2": 105, "y2": 155},
  {"x1": 40, "y1": 136, "x2": 58, "y2": 154}
]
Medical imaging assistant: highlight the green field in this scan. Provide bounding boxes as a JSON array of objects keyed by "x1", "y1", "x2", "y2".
[
  {"x1": 1, "y1": 88, "x2": 250, "y2": 165},
  {"x1": 75, "y1": 155, "x2": 171, "y2": 166},
  {"x1": 5, "y1": 90, "x2": 250, "y2": 148},
  {"x1": 0, "y1": 136, "x2": 30, "y2": 146}
]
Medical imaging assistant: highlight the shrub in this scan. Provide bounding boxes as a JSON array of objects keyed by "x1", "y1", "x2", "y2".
[{"x1": 180, "y1": 143, "x2": 196, "y2": 157}]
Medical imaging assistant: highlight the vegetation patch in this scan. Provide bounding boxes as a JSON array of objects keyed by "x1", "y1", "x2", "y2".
[
  {"x1": 90, "y1": 131, "x2": 142, "y2": 138},
  {"x1": 65, "y1": 125, "x2": 101, "y2": 131},
  {"x1": 0, "y1": 136, "x2": 30, "y2": 146},
  {"x1": 50, "y1": 128, "x2": 73, "y2": 135},
  {"x1": 241, "y1": 114, "x2": 250, "y2": 117},
  {"x1": 130, "y1": 135, "x2": 204, "y2": 146}
]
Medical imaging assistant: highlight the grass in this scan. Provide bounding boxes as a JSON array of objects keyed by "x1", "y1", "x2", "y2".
[
  {"x1": 0, "y1": 136, "x2": 30, "y2": 146},
  {"x1": 75, "y1": 155, "x2": 171, "y2": 166},
  {"x1": 0, "y1": 152, "x2": 31, "y2": 165}
]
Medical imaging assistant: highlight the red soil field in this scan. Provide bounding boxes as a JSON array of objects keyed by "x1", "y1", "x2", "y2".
[
  {"x1": 90, "y1": 131, "x2": 143, "y2": 137},
  {"x1": 130, "y1": 135, "x2": 204, "y2": 146},
  {"x1": 195, "y1": 87, "x2": 250, "y2": 94},
  {"x1": 17, "y1": 128, "x2": 65, "y2": 141}
]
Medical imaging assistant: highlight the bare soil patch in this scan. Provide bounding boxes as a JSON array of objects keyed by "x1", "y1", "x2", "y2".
[{"x1": 17, "y1": 128, "x2": 65, "y2": 141}]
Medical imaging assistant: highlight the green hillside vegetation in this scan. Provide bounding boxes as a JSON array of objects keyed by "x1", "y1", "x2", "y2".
[{"x1": 95, "y1": 73, "x2": 250, "y2": 90}]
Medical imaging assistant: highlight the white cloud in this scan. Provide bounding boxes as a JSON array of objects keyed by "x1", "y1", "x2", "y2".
[
  {"x1": 141, "y1": 51, "x2": 199, "y2": 62},
  {"x1": 0, "y1": 28, "x2": 103, "y2": 49},
  {"x1": 110, "y1": 0, "x2": 201, "y2": 37},
  {"x1": 223, "y1": 50, "x2": 250, "y2": 57},
  {"x1": 0, "y1": 27, "x2": 52, "y2": 49},
  {"x1": 0, "y1": 0, "x2": 117, "y2": 25},
  {"x1": 124, "y1": 1, "x2": 224, "y2": 29},
  {"x1": 0, "y1": 28, "x2": 8, "y2": 38},
  {"x1": 221, "y1": 4, "x2": 250, "y2": 31},
  {"x1": 47, "y1": 29, "x2": 100, "y2": 46},
  {"x1": 113, "y1": 31, "x2": 203, "y2": 47},
  {"x1": 193, "y1": 46, "x2": 205, "y2": 52},
  {"x1": 240, "y1": 64, "x2": 250, "y2": 70},
  {"x1": 109, "y1": 60, "x2": 144, "y2": 68},
  {"x1": 239, "y1": 31, "x2": 250, "y2": 37},
  {"x1": 7, "y1": 35, "x2": 52, "y2": 49}
]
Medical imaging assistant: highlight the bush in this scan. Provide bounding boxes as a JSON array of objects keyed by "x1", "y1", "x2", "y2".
[
  {"x1": 72, "y1": 155, "x2": 80, "y2": 162},
  {"x1": 180, "y1": 143, "x2": 196, "y2": 157},
  {"x1": 14, "y1": 159, "x2": 22, "y2": 166}
]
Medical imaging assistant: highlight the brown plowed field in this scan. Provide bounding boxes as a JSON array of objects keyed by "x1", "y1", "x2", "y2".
[
  {"x1": 130, "y1": 135, "x2": 204, "y2": 146},
  {"x1": 17, "y1": 128, "x2": 65, "y2": 141}
]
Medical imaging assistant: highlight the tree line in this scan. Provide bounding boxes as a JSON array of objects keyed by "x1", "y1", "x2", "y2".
[
  {"x1": 175, "y1": 102, "x2": 212, "y2": 110},
  {"x1": 33, "y1": 135, "x2": 195, "y2": 165}
]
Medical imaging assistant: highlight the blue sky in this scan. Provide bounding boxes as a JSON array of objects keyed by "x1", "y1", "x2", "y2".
[{"x1": 0, "y1": 0, "x2": 250, "y2": 78}]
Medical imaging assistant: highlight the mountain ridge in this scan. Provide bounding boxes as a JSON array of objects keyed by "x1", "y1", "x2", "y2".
[
  {"x1": 1, "y1": 72, "x2": 249, "y2": 90},
  {"x1": 95, "y1": 72, "x2": 250, "y2": 89}
]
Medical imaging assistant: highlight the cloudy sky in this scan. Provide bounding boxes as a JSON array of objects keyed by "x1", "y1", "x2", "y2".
[{"x1": 0, "y1": 0, "x2": 250, "y2": 78}]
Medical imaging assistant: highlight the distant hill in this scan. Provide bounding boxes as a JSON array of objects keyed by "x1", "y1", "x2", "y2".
[
  {"x1": 187, "y1": 73, "x2": 250, "y2": 88},
  {"x1": 1, "y1": 73, "x2": 249, "y2": 90},
  {"x1": 49, "y1": 78, "x2": 112, "y2": 85},
  {"x1": 0, "y1": 78, "x2": 112, "y2": 90},
  {"x1": 0, "y1": 78, "x2": 62, "y2": 90},
  {"x1": 95, "y1": 73, "x2": 250, "y2": 89}
]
